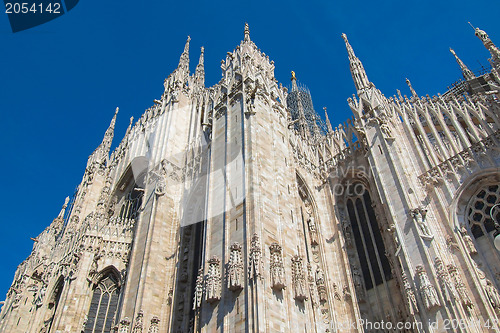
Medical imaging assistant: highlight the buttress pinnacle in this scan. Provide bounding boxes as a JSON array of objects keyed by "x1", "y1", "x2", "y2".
[{"x1": 195, "y1": 46, "x2": 205, "y2": 85}]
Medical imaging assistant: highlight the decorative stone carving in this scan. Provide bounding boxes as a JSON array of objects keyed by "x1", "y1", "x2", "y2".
[
  {"x1": 332, "y1": 283, "x2": 341, "y2": 301},
  {"x1": 315, "y1": 266, "x2": 328, "y2": 302},
  {"x1": 307, "y1": 216, "x2": 319, "y2": 245},
  {"x1": 119, "y1": 317, "x2": 131, "y2": 333},
  {"x1": 269, "y1": 243, "x2": 286, "y2": 290},
  {"x1": 193, "y1": 268, "x2": 203, "y2": 310},
  {"x1": 434, "y1": 257, "x2": 457, "y2": 302},
  {"x1": 460, "y1": 226, "x2": 477, "y2": 255},
  {"x1": 415, "y1": 265, "x2": 440, "y2": 310},
  {"x1": 339, "y1": 211, "x2": 353, "y2": 248},
  {"x1": 228, "y1": 243, "x2": 243, "y2": 291},
  {"x1": 343, "y1": 285, "x2": 351, "y2": 301},
  {"x1": 351, "y1": 266, "x2": 365, "y2": 302},
  {"x1": 249, "y1": 234, "x2": 263, "y2": 280},
  {"x1": 447, "y1": 264, "x2": 473, "y2": 309},
  {"x1": 411, "y1": 208, "x2": 433, "y2": 239},
  {"x1": 148, "y1": 316, "x2": 160, "y2": 333},
  {"x1": 307, "y1": 263, "x2": 318, "y2": 306},
  {"x1": 484, "y1": 278, "x2": 500, "y2": 310},
  {"x1": 401, "y1": 272, "x2": 419, "y2": 315},
  {"x1": 206, "y1": 256, "x2": 221, "y2": 303},
  {"x1": 132, "y1": 311, "x2": 144, "y2": 333},
  {"x1": 291, "y1": 255, "x2": 308, "y2": 301}
]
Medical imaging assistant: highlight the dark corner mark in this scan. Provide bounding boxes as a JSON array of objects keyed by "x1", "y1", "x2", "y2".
[{"x1": 4, "y1": 0, "x2": 79, "y2": 33}]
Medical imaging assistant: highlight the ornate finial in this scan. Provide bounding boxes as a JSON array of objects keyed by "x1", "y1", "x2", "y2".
[
  {"x1": 468, "y1": 21, "x2": 475, "y2": 30},
  {"x1": 129, "y1": 116, "x2": 134, "y2": 126},
  {"x1": 291, "y1": 71, "x2": 296, "y2": 81},
  {"x1": 244, "y1": 22, "x2": 250, "y2": 42},
  {"x1": 115, "y1": 107, "x2": 119, "y2": 114},
  {"x1": 449, "y1": 48, "x2": 475, "y2": 80}
]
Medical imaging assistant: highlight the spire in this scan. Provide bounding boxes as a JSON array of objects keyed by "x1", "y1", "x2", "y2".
[
  {"x1": 449, "y1": 48, "x2": 475, "y2": 80},
  {"x1": 178, "y1": 36, "x2": 191, "y2": 70},
  {"x1": 405, "y1": 78, "x2": 419, "y2": 98},
  {"x1": 244, "y1": 23, "x2": 250, "y2": 42},
  {"x1": 56, "y1": 197, "x2": 70, "y2": 220},
  {"x1": 324, "y1": 107, "x2": 333, "y2": 133},
  {"x1": 341, "y1": 33, "x2": 371, "y2": 91},
  {"x1": 100, "y1": 107, "x2": 118, "y2": 153},
  {"x1": 195, "y1": 46, "x2": 205, "y2": 85},
  {"x1": 291, "y1": 71, "x2": 307, "y2": 138},
  {"x1": 471, "y1": 24, "x2": 500, "y2": 63}
]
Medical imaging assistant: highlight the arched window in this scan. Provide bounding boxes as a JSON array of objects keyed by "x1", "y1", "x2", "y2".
[
  {"x1": 345, "y1": 183, "x2": 392, "y2": 290},
  {"x1": 119, "y1": 185, "x2": 143, "y2": 220},
  {"x1": 84, "y1": 271, "x2": 120, "y2": 333},
  {"x1": 466, "y1": 184, "x2": 500, "y2": 239}
]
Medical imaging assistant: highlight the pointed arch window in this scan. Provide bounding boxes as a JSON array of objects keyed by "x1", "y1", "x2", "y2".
[
  {"x1": 84, "y1": 272, "x2": 120, "y2": 333},
  {"x1": 345, "y1": 183, "x2": 392, "y2": 290},
  {"x1": 119, "y1": 185, "x2": 143, "y2": 220}
]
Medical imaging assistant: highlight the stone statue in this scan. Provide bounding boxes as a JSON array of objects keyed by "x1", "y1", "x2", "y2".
[
  {"x1": 411, "y1": 208, "x2": 432, "y2": 238},
  {"x1": 460, "y1": 226, "x2": 477, "y2": 255}
]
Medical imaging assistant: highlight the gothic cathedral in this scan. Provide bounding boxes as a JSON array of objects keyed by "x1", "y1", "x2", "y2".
[{"x1": 2, "y1": 24, "x2": 500, "y2": 332}]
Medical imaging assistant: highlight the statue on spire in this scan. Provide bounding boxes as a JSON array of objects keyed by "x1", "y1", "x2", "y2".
[
  {"x1": 244, "y1": 23, "x2": 250, "y2": 42},
  {"x1": 405, "y1": 78, "x2": 419, "y2": 98},
  {"x1": 470, "y1": 23, "x2": 500, "y2": 64}
]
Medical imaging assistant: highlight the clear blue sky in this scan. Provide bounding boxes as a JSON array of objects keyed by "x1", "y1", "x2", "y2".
[{"x1": 0, "y1": 0, "x2": 499, "y2": 302}]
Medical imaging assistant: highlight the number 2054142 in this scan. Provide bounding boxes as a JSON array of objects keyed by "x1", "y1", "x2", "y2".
[{"x1": 5, "y1": 2, "x2": 61, "y2": 14}]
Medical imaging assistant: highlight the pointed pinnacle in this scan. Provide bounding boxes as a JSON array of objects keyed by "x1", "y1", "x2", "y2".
[
  {"x1": 324, "y1": 107, "x2": 333, "y2": 133},
  {"x1": 405, "y1": 78, "x2": 418, "y2": 98},
  {"x1": 449, "y1": 48, "x2": 475, "y2": 80}
]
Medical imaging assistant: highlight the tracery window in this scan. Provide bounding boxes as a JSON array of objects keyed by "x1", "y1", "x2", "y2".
[
  {"x1": 119, "y1": 185, "x2": 143, "y2": 220},
  {"x1": 345, "y1": 183, "x2": 392, "y2": 290},
  {"x1": 84, "y1": 273, "x2": 120, "y2": 333},
  {"x1": 466, "y1": 184, "x2": 500, "y2": 239}
]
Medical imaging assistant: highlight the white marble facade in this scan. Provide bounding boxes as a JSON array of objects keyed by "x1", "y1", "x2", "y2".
[{"x1": 2, "y1": 24, "x2": 500, "y2": 332}]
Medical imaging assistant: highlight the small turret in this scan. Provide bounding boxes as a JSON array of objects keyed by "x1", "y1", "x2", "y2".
[{"x1": 244, "y1": 22, "x2": 251, "y2": 43}]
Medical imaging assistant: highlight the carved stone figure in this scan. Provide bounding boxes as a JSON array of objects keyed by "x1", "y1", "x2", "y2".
[
  {"x1": 291, "y1": 255, "x2": 307, "y2": 301},
  {"x1": 411, "y1": 208, "x2": 432, "y2": 238},
  {"x1": 351, "y1": 266, "x2": 365, "y2": 302},
  {"x1": 228, "y1": 243, "x2": 243, "y2": 291},
  {"x1": 307, "y1": 216, "x2": 319, "y2": 245},
  {"x1": 401, "y1": 272, "x2": 419, "y2": 315},
  {"x1": 269, "y1": 243, "x2": 286, "y2": 290},
  {"x1": 206, "y1": 256, "x2": 221, "y2": 303},
  {"x1": 315, "y1": 266, "x2": 328, "y2": 302},
  {"x1": 249, "y1": 234, "x2": 263, "y2": 280},
  {"x1": 447, "y1": 264, "x2": 473, "y2": 309},
  {"x1": 460, "y1": 226, "x2": 477, "y2": 255},
  {"x1": 416, "y1": 265, "x2": 440, "y2": 310},
  {"x1": 434, "y1": 257, "x2": 457, "y2": 302},
  {"x1": 484, "y1": 279, "x2": 500, "y2": 310}
]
